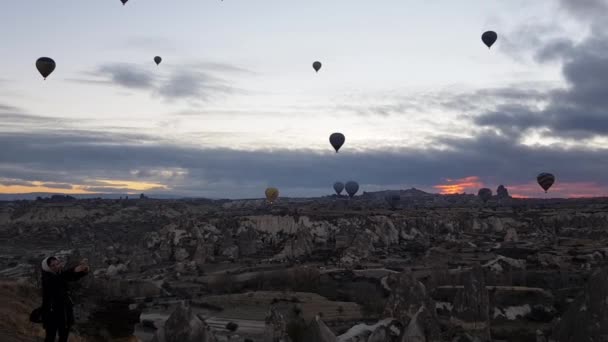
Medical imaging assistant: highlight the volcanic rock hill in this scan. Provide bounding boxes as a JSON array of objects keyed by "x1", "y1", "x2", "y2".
[{"x1": 1, "y1": 193, "x2": 608, "y2": 341}]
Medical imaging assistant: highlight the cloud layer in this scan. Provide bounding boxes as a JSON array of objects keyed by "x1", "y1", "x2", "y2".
[
  {"x1": 71, "y1": 61, "x2": 250, "y2": 103},
  {"x1": 2, "y1": 2, "x2": 608, "y2": 199},
  {"x1": 0, "y1": 124, "x2": 607, "y2": 198}
]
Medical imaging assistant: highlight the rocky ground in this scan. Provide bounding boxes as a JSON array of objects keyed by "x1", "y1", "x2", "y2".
[{"x1": 1, "y1": 190, "x2": 608, "y2": 341}]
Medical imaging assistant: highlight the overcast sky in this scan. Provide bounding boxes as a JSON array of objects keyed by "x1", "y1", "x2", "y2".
[{"x1": 1, "y1": 0, "x2": 607, "y2": 199}]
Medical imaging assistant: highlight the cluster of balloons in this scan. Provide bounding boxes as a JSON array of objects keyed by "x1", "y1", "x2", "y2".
[
  {"x1": 33, "y1": 28, "x2": 499, "y2": 80},
  {"x1": 333, "y1": 181, "x2": 359, "y2": 198},
  {"x1": 35, "y1": 6, "x2": 553, "y2": 203}
]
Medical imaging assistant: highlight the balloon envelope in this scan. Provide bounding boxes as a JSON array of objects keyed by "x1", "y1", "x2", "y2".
[
  {"x1": 329, "y1": 133, "x2": 345, "y2": 152},
  {"x1": 333, "y1": 182, "x2": 344, "y2": 195},
  {"x1": 345, "y1": 181, "x2": 359, "y2": 198},
  {"x1": 477, "y1": 188, "x2": 492, "y2": 203},
  {"x1": 35, "y1": 57, "x2": 56, "y2": 79},
  {"x1": 265, "y1": 187, "x2": 279, "y2": 203},
  {"x1": 537, "y1": 173, "x2": 555, "y2": 193},
  {"x1": 154, "y1": 56, "x2": 162, "y2": 65},
  {"x1": 121, "y1": 0, "x2": 128, "y2": 5},
  {"x1": 313, "y1": 61, "x2": 322, "y2": 72},
  {"x1": 482, "y1": 31, "x2": 498, "y2": 48}
]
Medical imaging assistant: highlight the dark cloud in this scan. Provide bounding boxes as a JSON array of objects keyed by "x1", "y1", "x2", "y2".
[
  {"x1": 498, "y1": 22, "x2": 567, "y2": 63},
  {"x1": 473, "y1": 28, "x2": 608, "y2": 139},
  {"x1": 534, "y1": 38, "x2": 576, "y2": 63},
  {"x1": 40, "y1": 183, "x2": 73, "y2": 190},
  {"x1": 81, "y1": 186, "x2": 165, "y2": 193},
  {"x1": 0, "y1": 178, "x2": 35, "y2": 187},
  {"x1": 0, "y1": 129, "x2": 607, "y2": 198},
  {"x1": 558, "y1": 0, "x2": 608, "y2": 22},
  {"x1": 442, "y1": 86, "x2": 552, "y2": 114},
  {"x1": 0, "y1": 104, "x2": 20, "y2": 112},
  {"x1": 157, "y1": 70, "x2": 234, "y2": 101},
  {"x1": 96, "y1": 64, "x2": 155, "y2": 89},
  {"x1": 72, "y1": 61, "x2": 246, "y2": 102}
]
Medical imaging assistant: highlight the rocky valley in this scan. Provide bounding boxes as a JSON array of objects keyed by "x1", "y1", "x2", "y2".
[{"x1": 1, "y1": 190, "x2": 608, "y2": 341}]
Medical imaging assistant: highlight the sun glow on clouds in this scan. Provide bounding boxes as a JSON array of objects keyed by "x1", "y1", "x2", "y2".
[
  {"x1": 0, "y1": 179, "x2": 168, "y2": 194},
  {"x1": 433, "y1": 176, "x2": 484, "y2": 194}
]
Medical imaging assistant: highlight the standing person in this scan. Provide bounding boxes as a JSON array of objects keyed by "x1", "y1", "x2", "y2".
[{"x1": 41, "y1": 256, "x2": 90, "y2": 342}]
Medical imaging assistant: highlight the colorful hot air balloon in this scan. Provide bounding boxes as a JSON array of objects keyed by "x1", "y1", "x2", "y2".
[
  {"x1": 35, "y1": 57, "x2": 56, "y2": 80},
  {"x1": 482, "y1": 31, "x2": 498, "y2": 49},
  {"x1": 537, "y1": 173, "x2": 555, "y2": 193},
  {"x1": 154, "y1": 56, "x2": 162, "y2": 65},
  {"x1": 333, "y1": 182, "x2": 344, "y2": 196},
  {"x1": 345, "y1": 181, "x2": 359, "y2": 198},
  {"x1": 265, "y1": 187, "x2": 279, "y2": 203},
  {"x1": 313, "y1": 61, "x2": 322, "y2": 72},
  {"x1": 329, "y1": 133, "x2": 345, "y2": 153},
  {"x1": 477, "y1": 188, "x2": 493, "y2": 203}
]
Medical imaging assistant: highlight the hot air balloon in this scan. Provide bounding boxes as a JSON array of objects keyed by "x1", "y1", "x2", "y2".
[
  {"x1": 265, "y1": 187, "x2": 279, "y2": 203},
  {"x1": 329, "y1": 133, "x2": 345, "y2": 153},
  {"x1": 345, "y1": 181, "x2": 359, "y2": 198},
  {"x1": 154, "y1": 56, "x2": 162, "y2": 65},
  {"x1": 333, "y1": 182, "x2": 344, "y2": 196},
  {"x1": 121, "y1": 0, "x2": 128, "y2": 5},
  {"x1": 477, "y1": 188, "x2": 493, "y2": 203},
  {"x1": 482, "y1": 31, "x2": 498, "y2": 49},
  {"x1": 537, "y1": 173, "x2": 555, "y2": 193},
  {"x1": 385, "y1": 192, "x2": 401, "y2": 210},
  {"x1": 35, "y1": 57, "x2": 56, "y2": 80},
  {"x1": 313, "y1": 61, "x2": 322, "y2": 72}
]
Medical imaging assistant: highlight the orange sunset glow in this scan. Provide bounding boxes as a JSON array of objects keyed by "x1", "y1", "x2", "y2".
[
  {"x1": 0, "y1": 179, "x2": 169, "y2": 195},
  {"x1": 433, "y1": 176, "x2": 484, "y2": 194}
]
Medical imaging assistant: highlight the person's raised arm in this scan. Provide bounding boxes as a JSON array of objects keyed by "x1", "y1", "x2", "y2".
[{"x1": 61, "y1": 259, "x2": 90, "y2": 281}]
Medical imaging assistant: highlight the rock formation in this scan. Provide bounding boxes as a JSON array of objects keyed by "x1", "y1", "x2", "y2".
[{"x1": 150, "y1": 303, "x2": 217, "y2": 342}]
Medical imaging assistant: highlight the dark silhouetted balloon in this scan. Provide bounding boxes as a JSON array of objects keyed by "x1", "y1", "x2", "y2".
[
  {"x1": 154, "y1": 56, "x2": 162, "y2": 65},
  {"x1": 482, "y1": 31, "x2": 498, "y2": 49},
  {"x1": 313, "y1": 61, "x2": 322, "y2": 72},
  {"x1": 345, "y1": 181, "x2": 359, "y2": 198},
  {"x1": 537, "y1": 173, "x2": 555, "y2": 193},
  {"x1": 329, "y1": 133, "x2": 345, "y2": 153},
  {"x1": 36, "y1": 57, "x2": 56, "y2": 80},
  {"x1": 477, "y1": 188, "x2": 492, "y2": 203},
  {"x1": 385, "y1": 192, "x2": 401, "y2": 209},
  {"x1": 333, "y1": 182, "x2": 344, "y2": 196},
  {"x1": 121, "y1": 0, "x2": 128, "y2": 5}
]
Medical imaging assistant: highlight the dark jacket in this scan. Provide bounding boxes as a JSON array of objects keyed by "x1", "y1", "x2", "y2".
[{"x1": 41, "y1": 267, "x2": 88, "y2": 328}]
